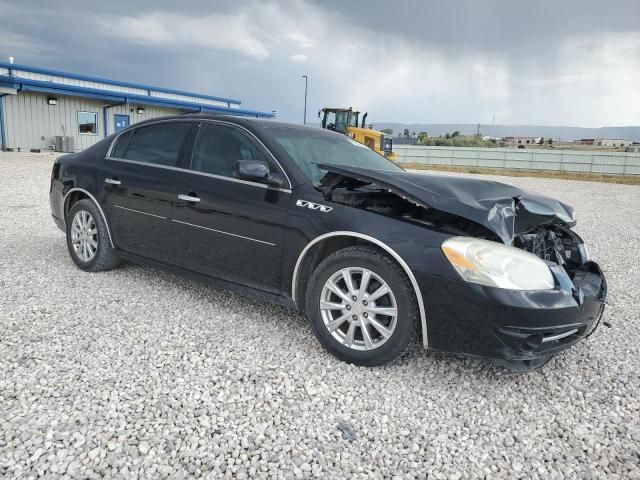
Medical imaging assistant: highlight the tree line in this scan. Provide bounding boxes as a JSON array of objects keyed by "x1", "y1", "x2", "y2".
[
  {"x1": 380, "y1": 129, "x2": 554, "y2": 147},
  {"x1": 380, "y1": 129, "x2": 502, "y2": 147}
]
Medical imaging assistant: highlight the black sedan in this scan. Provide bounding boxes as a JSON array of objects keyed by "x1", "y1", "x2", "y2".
[{"x1": 49, "y1": 115, "x2": 607, "y2": 370}]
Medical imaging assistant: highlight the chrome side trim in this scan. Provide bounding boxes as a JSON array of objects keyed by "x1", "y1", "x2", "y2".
[
  {"x1": 105, "y1": 156, "x2": 183, "y2": 172},
  {"x1": 177, "y1": 194, "x2": 201, "y2": 203},
  {"x1": 542, "y1": 328, "x2": 579, "y2": 343},
  {"x1": 113, "y1": 205, "x2": 166, "y2": 219},
  {"x1": 63, "y1": 188, "x2": 115, "y2": 248},
  {"x1": 182, "y1": 168, "x2": 292, "y2": 193},
  {"x1": 291, "y1": 231, "x2": 429, "y2": 349},
  {"x1": 104, "y1": 157, "x2": 292, "y2": 194},
  {"x1": 171, "y1": 219, "x2": 276, "y2": 246}
]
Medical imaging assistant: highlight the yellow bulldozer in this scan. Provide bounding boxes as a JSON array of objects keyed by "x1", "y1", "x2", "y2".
[{"x1": 319, "y1": 107, "x2": 396, "y2": 161}]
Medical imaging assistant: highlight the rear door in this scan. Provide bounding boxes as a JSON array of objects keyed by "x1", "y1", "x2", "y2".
[
  {"x1": 171, "y1": 122, "x2": 291, "y2": 292},
  {"x1": 99, "y1": 120, "x2": 194, "y2": 261}
]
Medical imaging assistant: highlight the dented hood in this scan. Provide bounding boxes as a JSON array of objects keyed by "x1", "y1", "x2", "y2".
[{"x1": 318, "y1": 164, "x2": 576, "y2": 244}]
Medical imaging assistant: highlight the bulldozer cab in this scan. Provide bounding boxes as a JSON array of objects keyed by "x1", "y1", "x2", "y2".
[{"x1": 320, "y1": 108, "x2": 360, "y2": 134}]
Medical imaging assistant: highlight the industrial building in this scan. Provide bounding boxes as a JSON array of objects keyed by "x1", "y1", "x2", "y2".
[
  {"x1": 503, "y1": 136, "x2": 543, "y2": 145},
  {"x1": 0, "y1": 61, "x2": 274, "y2": 153},
  {"x1": 595, "y1": 139, "x2": 633, "y2": 147}
]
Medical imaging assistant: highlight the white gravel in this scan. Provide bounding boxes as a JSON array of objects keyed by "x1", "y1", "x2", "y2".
[{"x1": 1, "y1": 151, "x2": 639, "y2": 479}]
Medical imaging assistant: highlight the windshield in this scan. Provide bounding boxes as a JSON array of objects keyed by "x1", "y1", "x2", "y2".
[{"x1": 266, "y1": 126, "x2": 404, "y2": 184}]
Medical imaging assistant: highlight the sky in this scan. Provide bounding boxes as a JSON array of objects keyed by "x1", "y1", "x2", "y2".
[{"x1": 1, "y1": 0, "x2": 639, "y2": 127}]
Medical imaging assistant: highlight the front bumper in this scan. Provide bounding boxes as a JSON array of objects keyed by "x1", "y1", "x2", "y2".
[{"x1": 424, "y1": 261, "x2": 607, "y2": 364}]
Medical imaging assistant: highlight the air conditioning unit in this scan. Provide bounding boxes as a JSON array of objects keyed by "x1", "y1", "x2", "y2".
[{"x1": 54, "y1": 136, "x2": 74, "y2": 153}]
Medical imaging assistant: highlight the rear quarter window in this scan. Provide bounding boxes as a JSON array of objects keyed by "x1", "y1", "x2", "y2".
[{"x1": 111, "y1": 130, "x2": 132, "y2": 158}]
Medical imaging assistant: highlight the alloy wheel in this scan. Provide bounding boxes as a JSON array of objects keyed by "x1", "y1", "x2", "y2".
[
  {"x1": 70, "y1": 210, "x2": 98, "y2": 262},
  {"x1": 319, "y1": 267, "x2": 398, "y2": 351}
]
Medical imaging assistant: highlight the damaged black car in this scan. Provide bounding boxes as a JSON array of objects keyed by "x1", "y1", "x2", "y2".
[{"x1": 49, "y1": 115, "x2": 607, "y2": 371}]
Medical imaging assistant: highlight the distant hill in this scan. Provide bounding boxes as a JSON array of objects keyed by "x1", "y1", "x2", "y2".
[{"x1": 372, "y1": 123, "x2": 640, "y2": 142}]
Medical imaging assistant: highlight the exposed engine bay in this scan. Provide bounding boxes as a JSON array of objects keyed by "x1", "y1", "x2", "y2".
[
  {"x1": 321, "y1": 177, "x2": 588, "y2": 279},
  {"x1": 512, "y1": 226, "x2": 588, "y2": 278},
  {"x1": 327, "y1": 185, "x2": 500, "y2": 240}
]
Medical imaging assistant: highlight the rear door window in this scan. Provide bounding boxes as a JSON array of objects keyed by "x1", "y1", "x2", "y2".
[{"x1": 122, "y1": 122, "x2": 192, "y2": 167}]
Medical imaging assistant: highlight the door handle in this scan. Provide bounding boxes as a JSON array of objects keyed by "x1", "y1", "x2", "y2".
[
  {"x1": 104, "y1": 178, "x2": 121, "y2": 185},
  {"x1": 178, "y1": 194, "x2": 201, "y2": 203}
]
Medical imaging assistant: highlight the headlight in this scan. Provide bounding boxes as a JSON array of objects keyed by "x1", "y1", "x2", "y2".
[{"x1": 441, "y1": 237, "x2": 555, "y2": 290}]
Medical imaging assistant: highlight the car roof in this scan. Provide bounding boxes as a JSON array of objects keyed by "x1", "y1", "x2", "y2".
[{"x1": 129, "y1": 113, "x2": 322, "y2": 133}]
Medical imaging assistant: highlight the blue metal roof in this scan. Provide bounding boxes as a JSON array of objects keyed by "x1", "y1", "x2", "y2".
[{"x1": 0, "y1": 62, "x2": 275, "y2": 118}]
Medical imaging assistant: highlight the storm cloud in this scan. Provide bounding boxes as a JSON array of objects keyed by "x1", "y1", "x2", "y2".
[{"x1": 1, "y1": 0, "x2": 639, "y2": 126}]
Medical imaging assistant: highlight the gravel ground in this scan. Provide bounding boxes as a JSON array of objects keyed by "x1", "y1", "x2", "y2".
[{"x1": 1, "y1": 151, "x2": 639, "y2": 479}]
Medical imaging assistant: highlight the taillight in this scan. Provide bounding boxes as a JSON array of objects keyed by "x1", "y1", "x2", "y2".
[{"x1": 51, "y1": 162, "x2": 59, "y2": 181}]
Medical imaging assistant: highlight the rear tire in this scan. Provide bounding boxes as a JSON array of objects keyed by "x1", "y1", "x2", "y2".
[
  {"x1": 66, "y1": 199, "x2": 120, "y2": 272},
  {"x1": 305, "y1": 246, "x2": 419, "y2": 366}
]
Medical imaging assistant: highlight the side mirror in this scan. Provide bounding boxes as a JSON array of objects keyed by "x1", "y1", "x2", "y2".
[{"x1": 234, "y1": 160, "x2": 286, "y2": 188}]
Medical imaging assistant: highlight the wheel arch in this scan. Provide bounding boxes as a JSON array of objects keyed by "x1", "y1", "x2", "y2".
[
  {"x1": 63, "y1": 188, "x2": 114, "y2": 248},
  {"x1": 291, "y1": 231, "x2": 428, "y2": 348}
]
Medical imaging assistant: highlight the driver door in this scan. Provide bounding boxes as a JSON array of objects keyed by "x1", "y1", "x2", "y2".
[{"x1": 171, "y1": 122, "x2": 291, "y2": 292}]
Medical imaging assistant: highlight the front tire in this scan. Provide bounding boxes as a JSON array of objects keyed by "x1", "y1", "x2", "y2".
[
  {"x1": 306, "y1": 246, "x2": 419, "y2": 366},
  {"x1": 66, "y1": 199, "x2": 120, "y2": 272}
]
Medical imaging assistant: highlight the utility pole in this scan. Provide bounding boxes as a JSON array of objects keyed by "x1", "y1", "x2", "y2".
[{"x1": 302, "y1": 75, "x2": 308, "y2": 125}]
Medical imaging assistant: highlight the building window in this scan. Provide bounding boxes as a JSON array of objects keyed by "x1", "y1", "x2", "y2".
[{"x1": 78, "y1": 111, "x2": 98, "y2": 135}]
